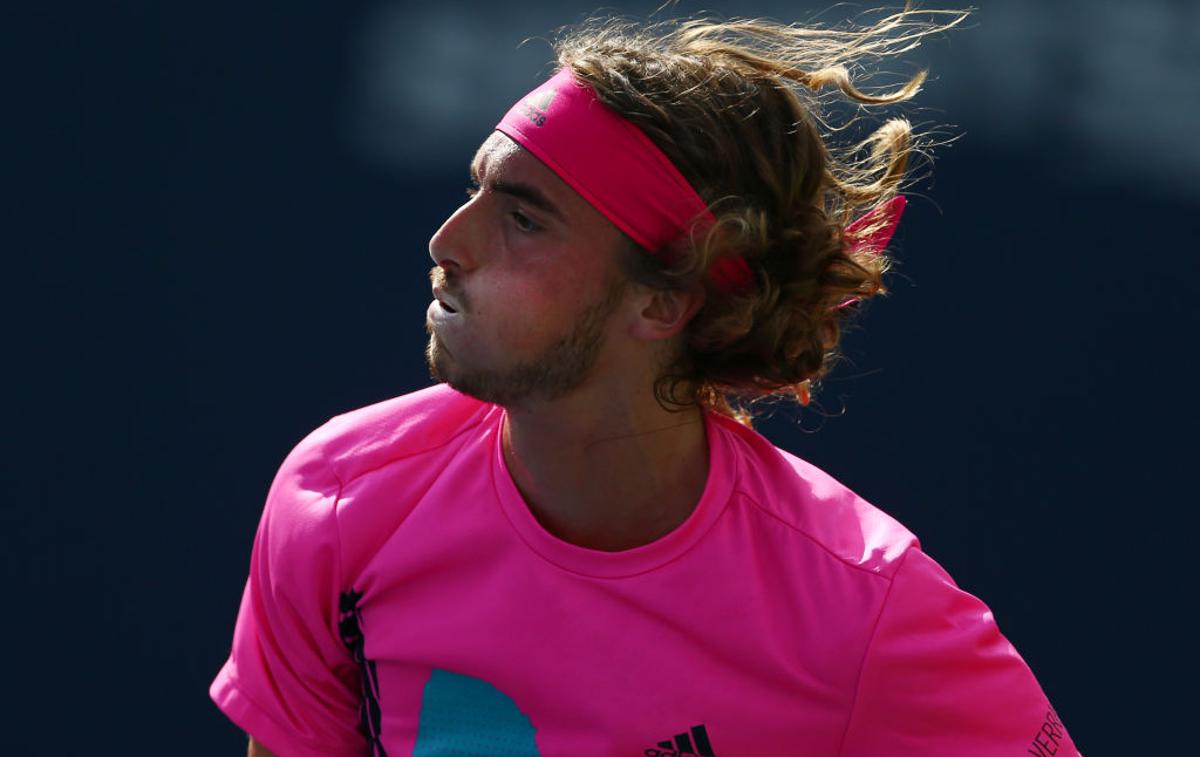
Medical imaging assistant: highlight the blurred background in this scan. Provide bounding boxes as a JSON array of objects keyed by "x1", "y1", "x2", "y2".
[{"x1": 7, "y1": 0, "x2": 1197, "y2": 752}]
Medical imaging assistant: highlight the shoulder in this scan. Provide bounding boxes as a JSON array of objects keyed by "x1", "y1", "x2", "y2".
[
  {"x1": 257, "y1": 384, "x2": 491, "y2": 544},
  {"x1": 287, "y1": 383, "x2": 493, "y2": 487},
  {"x1": 712, "y1": 413, "x2": 917, "y2": 579}
]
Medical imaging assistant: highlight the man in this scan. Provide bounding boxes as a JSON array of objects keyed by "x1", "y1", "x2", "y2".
[{"x1": 212, "y1": 9, "x2": 1080, "y2": 756}]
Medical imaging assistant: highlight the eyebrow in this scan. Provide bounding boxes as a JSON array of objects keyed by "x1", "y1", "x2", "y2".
[{"x1": 469, "y1": 160, "x2": 566, "y2": 225}]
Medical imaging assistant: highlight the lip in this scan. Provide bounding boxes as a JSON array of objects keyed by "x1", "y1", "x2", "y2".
[
  {"x1": 427, "y1": 298, "x2": 462, "y2": 326},
  {"x1": 431, "y1": 286, "x2": 463, "y2": 314}
]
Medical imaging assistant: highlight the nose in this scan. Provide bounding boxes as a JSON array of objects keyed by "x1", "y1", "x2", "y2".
[{"x1": 428, "y1": 195, "x2": 481, "y2": 273}]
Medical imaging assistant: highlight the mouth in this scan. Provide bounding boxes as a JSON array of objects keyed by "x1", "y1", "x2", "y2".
[
  {"x1": 428, "y1": 295, "x2": 462, "y2": 326},
  {"x1": 431, "y1": 285, "x2": 462, "y2": 315}
]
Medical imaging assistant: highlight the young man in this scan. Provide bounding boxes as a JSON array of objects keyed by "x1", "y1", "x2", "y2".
[{"x1": 212, "y1": 10, "x2": 1080, "y2": 757}]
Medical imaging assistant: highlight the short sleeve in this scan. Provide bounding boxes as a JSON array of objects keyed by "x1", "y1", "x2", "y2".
[
  {"x1": 839, "y1": 547, "x2": 1081, "y2": 757},
  {"x1": 210, "y1": 432, "x2": 366, "y2": 757}
]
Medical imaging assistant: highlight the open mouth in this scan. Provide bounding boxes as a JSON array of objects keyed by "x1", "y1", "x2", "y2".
[{"x1": 439, "y1": 301, "x2": 458, "y2": 314}]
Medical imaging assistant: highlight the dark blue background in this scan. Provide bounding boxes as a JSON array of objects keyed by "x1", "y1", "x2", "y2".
[{"x1": 7, "y1": 1, "x2": 1194, "y2": 753}]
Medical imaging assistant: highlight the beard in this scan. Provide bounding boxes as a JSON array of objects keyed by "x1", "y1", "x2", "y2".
[{"x1": 425, "y1": 277, "x2": 627, "y2": 407}]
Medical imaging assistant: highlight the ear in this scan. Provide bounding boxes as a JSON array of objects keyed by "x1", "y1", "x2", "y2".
[{"x1": 627, "y1": 285, "x2": 706, "y2": 342}]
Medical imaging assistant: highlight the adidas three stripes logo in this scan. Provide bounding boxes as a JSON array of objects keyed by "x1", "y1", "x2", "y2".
[{"x1": 644, "y1": 724, "x2": 716, "y2": 756}]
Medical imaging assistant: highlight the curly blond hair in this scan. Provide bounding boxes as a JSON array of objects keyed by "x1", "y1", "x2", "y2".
[{"x1": 552, "y1": 2, "x2": 970, "y2": 424}]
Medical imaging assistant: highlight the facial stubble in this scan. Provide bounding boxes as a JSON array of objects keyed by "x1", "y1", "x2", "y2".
[{"x1": 425, "y1": 278, "x2": 628, "y2": 407}]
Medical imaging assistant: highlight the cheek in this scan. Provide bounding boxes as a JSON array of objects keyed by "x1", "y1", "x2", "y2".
[{"x1": 475, "y1": 279, "x2": 576, "y2": 351}]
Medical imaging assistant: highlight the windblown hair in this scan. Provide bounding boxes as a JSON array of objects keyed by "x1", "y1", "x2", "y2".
[{"x1": 552, "y1": 2, "x2": 969, "y2": 425}]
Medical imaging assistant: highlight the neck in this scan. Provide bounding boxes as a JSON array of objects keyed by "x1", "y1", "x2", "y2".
[{"x1": 500, "y1": 385, "x2": 709, "y2": 552}]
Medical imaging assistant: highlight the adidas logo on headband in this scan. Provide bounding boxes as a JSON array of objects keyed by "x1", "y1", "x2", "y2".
[{"x1": 519, "y1": 89, "x2": 558, "y2": 127}]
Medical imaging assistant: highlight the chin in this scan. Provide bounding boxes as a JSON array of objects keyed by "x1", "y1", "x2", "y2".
[{"x1": 426, "y1": 335, "x2": 497, "y2": 403}]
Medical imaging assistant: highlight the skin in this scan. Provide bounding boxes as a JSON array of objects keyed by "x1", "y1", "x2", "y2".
[
  {"x1": 247, "y1": 740, "x2": 274, "y2": 757},
  {"x1": 426, "y1": 131, "x2": 709, "y2": 551}
]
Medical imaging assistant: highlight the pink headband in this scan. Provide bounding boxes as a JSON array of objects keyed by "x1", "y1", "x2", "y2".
[
  {"x1": 837, "y1": 195, "x2": 907, "y2": 309},
  {"x1": 495, "y1": 68, "x2": 905, "y2": 302}
]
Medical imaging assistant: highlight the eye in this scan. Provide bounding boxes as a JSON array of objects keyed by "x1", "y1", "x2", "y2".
[
  {"x1": 511, "y1": 211, "x2": 539, "y2": 233},
  {"x1": 464, "y1": 177, "x2": 540, "y2": 232}
]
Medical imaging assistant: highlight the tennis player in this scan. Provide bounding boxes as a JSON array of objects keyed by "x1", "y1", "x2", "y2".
[{"x1": 212, "y1": 7, "x2": 1080, "y2": 756}]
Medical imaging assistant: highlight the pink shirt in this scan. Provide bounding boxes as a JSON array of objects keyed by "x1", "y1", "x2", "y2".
[{"x1": 211, "y1": 384, "x2": 1079, "y2": 756}]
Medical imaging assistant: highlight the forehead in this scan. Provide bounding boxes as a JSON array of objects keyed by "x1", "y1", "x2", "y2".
[
  {"x1": 471, "y1": 132, "x2": 607, "y2": 228},
  {"x1": 470, "y1": 131, "x2": 523, "y2": 174}
]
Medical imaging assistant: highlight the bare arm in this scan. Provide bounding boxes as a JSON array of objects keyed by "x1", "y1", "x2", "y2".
[{"x1": 247, "y1": 737, "x2": 277, "y2": 757}]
